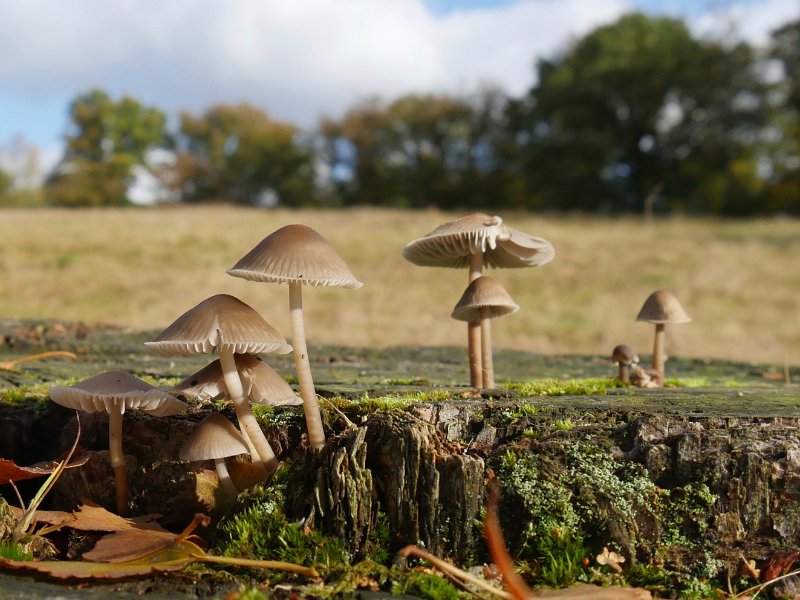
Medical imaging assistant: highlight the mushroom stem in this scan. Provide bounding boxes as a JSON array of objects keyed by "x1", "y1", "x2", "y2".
[
  {"x1": 219, "y1": 349, "x2": 276, "y2": 476},
  {"x1": 289, "y1": 281, "x2": 325, "y2": 450},
  {"x1": 467, "y1": 251, "x2": 484, "y2": 388},
  {"x1": 214, "y1": 458, "x2": 238, "y2": 499},
  {"x1": 652, "y1": 323, "x2": 666, "y2": 380},
  {"x1": 480, "y1": 307, "x2": 495, "y2": 389},
  {"x1": 468, "y1": 322, "x2": 483, "y2": 388},
  {"x1": 107, "y1": 401, "x2": 128, "y2": 515},
  {"x1": 618, "y1": 363, "x2": 630, "y2": 384}
]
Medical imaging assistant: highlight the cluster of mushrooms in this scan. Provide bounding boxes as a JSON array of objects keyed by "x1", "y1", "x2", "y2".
[
  {"x1": 49, "y1": 224, "x2": 362, "y2": 514},
  {"x1": 612, "y1": 290, "x2": 692, "y2": 387},
  {"x1": 47, "y1": 214, "x2": 692, "y2": 515}
]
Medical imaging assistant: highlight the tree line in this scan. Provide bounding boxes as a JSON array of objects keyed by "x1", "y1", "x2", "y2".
[{"x1": 2, "y1": 13, "x2": 798, "y2": 215}]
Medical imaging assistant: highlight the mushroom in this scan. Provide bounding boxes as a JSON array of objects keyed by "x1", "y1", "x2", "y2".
[
  {"x1": 145, "y1": 294, "x2": 292, "y2": 475},
  {"x1": 635, "y1": 290, "x2": 691, "y2": 381},
  {"x1": 49, "y1": 371, "x2": 187, "y2": 515},
  {"x1": 179, "y1": 412, "x2": 249, "y2": 499},
  {"x1": 172, "y1": 354, "x2": 301, "y2": 456},
  {"x1": 403, "y1": 213, "x2": 553, "y2": 387},
  {"x1": 451, "y1": 276, "x2": 519, "y2": 389},
  {"x1": 227, "y1": 224, "x2": 362, "y2": 450},
  {"x1": 611, "y1": 344, "x2": 639, "y2": 384},
  {"x1": 173, "y1": 354, "x2": 300, "y2": 406}
]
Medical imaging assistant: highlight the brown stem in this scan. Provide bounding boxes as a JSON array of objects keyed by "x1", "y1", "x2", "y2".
[
  {"x1": 198, "y1": 553, "x2": 319, "y2": 578},
  {"x1": 468, "y1": 321, "x2": 483, "y2": 388},
  {"x1": 652, "y1": 323, "x2": 666, "y2": 380},
  {"x1": 467, "y1": 251, "x2": 484, "y2": 387},
  {"x1": 107, "y1": 402, "x2": 128, "y2": 515},
  {"x1": 481, "y1": 308, "x2": 495, "y2": 389},
  {"x1": 485, "y1": 477, "x2": 532, "y2": 600},
  {"x1": 220, "y1": 348, "x2": 275, "y2": 476},
  {"x1": 289, "y1": 281, "x2": 325, "y2": 450},
  {"x1": 618, "y1": 363, "x2": 630, "y2": 384}
]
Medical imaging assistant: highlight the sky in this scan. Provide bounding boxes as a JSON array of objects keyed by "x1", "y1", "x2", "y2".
[{"x1": 0, "y1": 0, "x2": 797, "y2": 175}]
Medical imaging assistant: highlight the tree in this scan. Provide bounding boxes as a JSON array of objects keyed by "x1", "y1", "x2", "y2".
[
  {"x1": 170, "y1": 104, "x2": 315, "y2": 206},
  {"x1": 512, "y1": 13, "x2": 767, "y2": 214},
  {"x1": 320, "y1": 89, "x2": 520, "y2": 209},
  {"x1": 45, "y1": 89, "x2": 168, "y2": 207},
  {"x1": 763, "y1": 19, "x2": 800, "y2": 214}
]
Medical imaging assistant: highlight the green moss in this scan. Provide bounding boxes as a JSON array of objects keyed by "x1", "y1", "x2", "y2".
[
  {"x1": 503, "y1": 378, "x2": 618, "y2": 397},
  {"x1": 0, "y1": 385, "x2": 52, "y2": 406},
  {"x1": 657, "y1": 484, "x2": 717, "y2": 550},
  {"x1": 380, "y1": 377, "x2": 431, "y2": 386},
  {"x1": 0, "y1": 543, "x2": 32, "y2": 561},
  {"x1": 217, "y1": 493, "x2": 350, "y2": 577},
  {"x1": 392, "y1": 571, "x2": 461, "y2": 600}
]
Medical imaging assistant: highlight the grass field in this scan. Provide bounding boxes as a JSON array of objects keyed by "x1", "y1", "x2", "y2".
[{"x1": 1, "y1": 206, "x2": 798, "y2": 366}]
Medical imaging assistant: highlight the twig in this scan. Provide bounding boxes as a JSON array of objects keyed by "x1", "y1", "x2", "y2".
[
  {"x1": 320, "y1": 396, "x2": 357, "y2": 429},
  {"x1": 398, "y1": 545, "x2": 513, "y2": 600},
  {"x1": 0, "y1": 351, "x2": 78, "y2": 371},
  {"x1": 735, "y1": 567, "x2": 800, "y2": 599}
]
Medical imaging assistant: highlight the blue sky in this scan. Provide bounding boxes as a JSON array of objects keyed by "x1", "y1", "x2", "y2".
[{"x1": 0, "y1": 0, "x2": 796, "y2": 175}]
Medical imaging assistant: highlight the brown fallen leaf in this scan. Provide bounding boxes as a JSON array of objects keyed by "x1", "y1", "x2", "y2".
[
  {"x1": 0, "y1": 513, "x2": 319, "y2": 582},
  {"x1": 8, "y1": 500, "x2": 165, "y2": 534},
  {"x1": 0, "y1": 450, "x2": 90, "y2": 485},
  {"x1": 0, "y1": 555, "x2": 191, "y2": 580}
]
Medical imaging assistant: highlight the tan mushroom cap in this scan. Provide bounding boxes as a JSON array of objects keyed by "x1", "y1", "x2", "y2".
[
  {"x1": 49, "y1": 371, "x2": 187, "y2": 417},
  {"x1": 451, "y1": 276, "x2": 520, "y2": 322},
  {"x1": 227, "y1": 224, "x2": 363, "y2": 289},
  {"x1": 179, "y1": 412, "x2": 249, "y2": 461},
  {"x1": 173, "y1": 354, "x2": 301, "y2": 406},
  {"x1": 402, "y1": 212, "x2": 554, "y2": 269},
  {"x1": 635, "y1": 290, "x2": 692, "y2": 324},
  {"x1": 612, "y1": 344, "x2": 639, "y2": 364},
  {"x1": 145, "y1": 294, "x2": 292, "y2": 356}
]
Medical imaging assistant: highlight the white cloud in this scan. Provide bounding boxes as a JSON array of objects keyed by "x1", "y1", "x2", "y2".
[
  {"x1": 0, "y1": 0, "x2": 628, "y2": 132},
  {"x1": 0, "y1": 0, "x2": 795, "y2": 151},
  {"x1": 691, "y1": 0, "x2": 798, "y2": 45}
]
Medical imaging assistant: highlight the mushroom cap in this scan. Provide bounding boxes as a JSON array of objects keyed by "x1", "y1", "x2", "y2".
[
  {"x1": 451, "y1": 275, "x2": 520, "y2": 322},
  {"x1": 227, "y1": 224, "x2": 363, "y2": 289},
  {"x1": 173, "y1": 354, "x2": 301, "y2": 406},
  {"x1": 636, "y1": 290, "x2": 691, "y2": 324},
  {"x1": 49, "y1": 371, "x2": 187, "y2": 417},
  {"x1": 402, "y1": 213, "x2": 554, "y2": 269},
  {"x1": 145, "y1": 294, "x2": 292, "y2": 356},
  {"x1": 179, "y1": 412, "x2": 249, "y2": 461},
  {"x1": 611, "y1": 344, "x2": 639, "y2": 364}
]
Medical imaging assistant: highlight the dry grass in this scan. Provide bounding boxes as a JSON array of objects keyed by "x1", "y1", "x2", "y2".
[{"x1": 1, "y1": 206, "x2": 798, "y2": 365}]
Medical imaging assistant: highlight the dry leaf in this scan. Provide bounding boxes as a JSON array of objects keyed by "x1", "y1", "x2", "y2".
[
  {"x1": 0, "y1": 555, "x2": 192, "y2": 580},
  {"x1": 0, "y1": 451, "x2": 90, "y2": 485}
]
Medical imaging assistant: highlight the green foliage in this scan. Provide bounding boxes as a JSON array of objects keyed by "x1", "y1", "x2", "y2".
[
  {"x1": 514, "y1": 12, "x2": 768, "y2": 214},
  {"x1": 657, "y1": 484, "x2": 717, "y2": 549},
  {"x1": 173, "y1": 103, "x2": 316, "y2": 206},
  {"x1": 391, "y1": 571, "x2": 461, "y2": 600},
  {"x1": 44, "y1": 88, "x2": 168, "y2": 206}
]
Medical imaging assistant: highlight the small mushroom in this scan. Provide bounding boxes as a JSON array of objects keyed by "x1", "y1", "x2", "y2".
[
  {"x1": 403, "y1": 213, "x2": 553, "y2": 387},
  {"x1": 635, "y1": 290, "x2": 691, "y2": 381},
  {"x1": 172, "y1": 354, "x2": 301, "y2": 457},
  {"x1": 179, "y1": 412, "x2": 249, "y2": 499},
  {"x1": 146, "y1": 294, "x2": 292, "y2": 476},
  {"x1": 451, "y1": 276, "x2": 519, "y2": 389},
  {"x1": 227, "y1": 224, "x2": 362, "y2": 450},
  {"x1": 173, "y1": 354, "x2": 300, "y2": 406},
  {"x1": 49, "y1": 371, "x2": 187, "y2": 515},
  {"x1": 611, "y1": 344, "x2": 639, "y2": 384}
]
